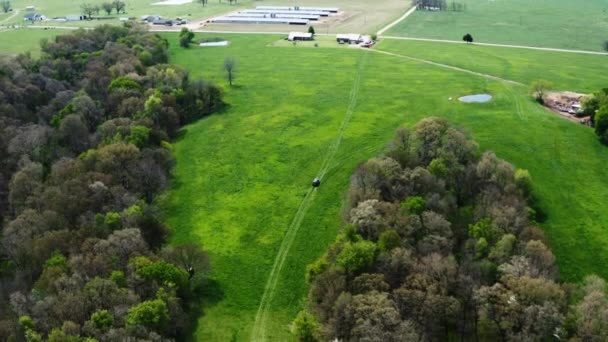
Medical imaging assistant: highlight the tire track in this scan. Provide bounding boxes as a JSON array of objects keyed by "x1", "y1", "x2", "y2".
[{"x1": 251, "y1": 51, "x2": 369, "y2": 341}]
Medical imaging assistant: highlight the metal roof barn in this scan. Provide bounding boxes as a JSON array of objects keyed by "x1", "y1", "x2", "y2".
[
  {"x1": 242, "y1": 9, "x2": 332, "y2": 16},
  {"x1": 212, "y1": 16, "x2": 309, "y2": 25},
  {"x1": 256, "y1": 6, "x2": 338, "y2": 13},
  {"x1": 230, "y1": 13, "x2": 320, "y2": 20}
]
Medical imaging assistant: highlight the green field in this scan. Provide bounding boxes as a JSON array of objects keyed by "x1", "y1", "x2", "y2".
[
  {"x1": 0, "y1": 28, "x2": 59, "y2": 56},
  {"x1": 158, "y1": 33, "x2": 608, "y2": 341},
  {"x1": 386, "y1": 0, "x2": 608, "y2": 51}
]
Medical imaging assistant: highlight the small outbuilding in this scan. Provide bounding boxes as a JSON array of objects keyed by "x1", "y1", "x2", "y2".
[
  {"x1": 336, "y1": 33, "x2": 362, "y2": 44},
  {"x1": 288, "y1": 32, "x2": 313, "y2": 41}
]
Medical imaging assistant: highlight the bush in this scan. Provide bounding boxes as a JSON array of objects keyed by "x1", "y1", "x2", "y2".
[
  {"x1": 514, "y1": 169, "x2": 533, "y2": 197},
  {"x1": 594, "y1": 106, "x2": 608, "y2": 144}
]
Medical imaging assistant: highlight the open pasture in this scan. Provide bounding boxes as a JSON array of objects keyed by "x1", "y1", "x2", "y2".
[
  {"x1": 159, "y1": 32, "x2": 608, "y2": 341},
  {"x1": 386, "y1": 0, "x2": 608, "y2": 51}
]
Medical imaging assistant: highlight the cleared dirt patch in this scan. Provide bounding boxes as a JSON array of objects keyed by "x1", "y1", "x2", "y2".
[{"x1": 544, "y1": 91, "x2": 592, "y2": 125}]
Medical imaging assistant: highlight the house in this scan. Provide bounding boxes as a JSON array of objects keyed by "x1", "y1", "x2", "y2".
[
  {"x1": 288, "y1": 32, "x2": 313, "y2": 41},
  {"x1": 336, "y1": 34, "x2": 361, "y2": 44},
  {"x1": 24, "y1": 13, "x2": 46, "y2": 21}
]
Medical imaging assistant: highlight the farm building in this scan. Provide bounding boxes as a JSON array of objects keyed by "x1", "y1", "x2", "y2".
[
  {"x1": 23, "y1": 13, "x2": 46, "y2": 21},
  {"x1": 25, "y1": 6, "x2": 35, "y2": 11},
  {"x1": 230, "y1": 13, "x2": 320, "y2": 21},
  {"x1": 336, "y1": 34, "x2": 362, "y2": 44},
  {"x1": 256, "y1": 6, "x2": 338, "y2": 13},
  {"x1": 211, "y1": 16, "x2": 309, "y2": 25},
  {"x1": 244, "y1": 9, "x2": 331, "y2": 17},
  {"x1": 288, "y1": 32, "x2": 313, "y2": 41},
  {"x1": 65, "y1": 15, "x2": 88, "y2": 21}
]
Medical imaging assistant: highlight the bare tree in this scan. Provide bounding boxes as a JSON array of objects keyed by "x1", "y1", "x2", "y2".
[
  {"x1": 224, "y1": 57, "x2": 236, "y2": 86},
  {"x1": 112, "y1": 0, "x2": 126, "y2": 14},
  {"x1": 80, "y1": 3, "x2": 97, "y2": 18}
]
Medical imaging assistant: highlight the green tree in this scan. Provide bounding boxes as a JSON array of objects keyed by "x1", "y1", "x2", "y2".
[
  {"x1": 308, "y1": 26, "x2": 315, "y2": 35},
  {"x1": 336, "y1": 240, "x2": 377, "y2": 273},
  {"x1": 462, "y1": 33, "x2": 473, "y2": 43},
  {"x1": 1, "y1": 1, "x2": 10, "y2": 13},
  {"x1": 378, "y1": 230, "x2": 400, "y2": 252},
  {"x1": 514, "y1": 168, "x2": 532, "y2": 197},
  {"x1": 102, "y1": 2, "x2": 113, "y2": 15},
  {"x1": 594, "y1": 106, "x2": 608, "y2": 144},
  {"x1": 401, "y1": 196, "x2": 426, "y2": 215},
  {"x1": 126, "y1": 299, "x2": 169, "y2": 329},
  {"x1": 179, "y1": 28, "x2": 195, "y2": 48},
  {"x1": 530, "y1": 80, "x2": 552, "y2": 104},
  {"x1": 293, "y1": 310, "x2": 320, "y2": 341},
  {"x1": 91, "y1": 310, "x2": 114, "y2": 329}
]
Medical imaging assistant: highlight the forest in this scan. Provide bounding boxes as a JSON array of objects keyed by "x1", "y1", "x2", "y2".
[
  {"x1": 0, "y1": 24, "x2": 223, "y2": 341},
  {"x1": 299, "y1": 118, "x2": 608, "y2": 341}
]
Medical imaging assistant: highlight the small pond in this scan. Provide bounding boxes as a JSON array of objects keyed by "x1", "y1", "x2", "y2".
[{"x1": 458, "y1": 94, "x2": 492, "y2": 103}]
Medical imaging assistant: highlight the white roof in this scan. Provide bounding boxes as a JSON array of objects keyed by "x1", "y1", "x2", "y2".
[
  {"x1": 288, "y1": 32, "x2": 313, "y2": 39},
  {"x1": 337, "y1": 34, "x2": 361, "y2": 40}
]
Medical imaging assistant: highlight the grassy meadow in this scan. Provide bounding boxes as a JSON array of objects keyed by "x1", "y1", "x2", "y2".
[
  {"x1": 386, "y1": 0, "x2": 608, "y2": 51},
  {"x1": 157, "y1": 32, "x2": 608, "y2": 341},
  {"x1": 0, "y1": 28, "x2": 59, "y2": 56}
]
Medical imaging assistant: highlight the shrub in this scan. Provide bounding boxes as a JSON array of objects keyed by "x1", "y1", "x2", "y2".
[{"x1": 378, "y1": 230, "x2": 400, "y2": 252}]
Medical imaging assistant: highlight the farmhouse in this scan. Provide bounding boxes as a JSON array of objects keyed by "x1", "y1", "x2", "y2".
[
  {"x1": 288, "y1": 32, "x2": 313, "y2": 41},
  {"x1": 23, "y1": 13, "x2": 46, "y2": 21}
]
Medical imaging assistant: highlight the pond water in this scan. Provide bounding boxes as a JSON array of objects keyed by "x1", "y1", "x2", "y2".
[{"x1": 459, "y1": 94, "x2": 493, "y2": 103}]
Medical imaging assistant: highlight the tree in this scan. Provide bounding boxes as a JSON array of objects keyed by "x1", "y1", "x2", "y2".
[
  {"x1": 594, "y1": 106, "x2": 608, "y2": 144},
  {"x1": 224, "y1": 57, "x2": 236, "y2": 86},
  {"x1": 126, "y1": 299, "x2": 169, "y2": 330},
  {"x1": 336, "y1": 240, "x2": 377, "y2": 273},
  {"x1": 604, "y1": 40, "x2": 608, "y2": 52},
  {"x1": 308, "y1": 26, "x2": 315, "y2": 35},
  {"x1": 179, "y1": 28, "x2": 194, "y2": 48},
  {"x1": 1, "y1": 1, "x2": 10, "y2": 13},
  {"x1": 198, "y1": 0, "x2": 208, "y2": 6},
  {"x1": 112, "y1": 0, "x2": 126, "y2": 14},
  {"x1": 80, "y1": 3, "x2": 97, "y2": 18},
  {"x1": 102, "y1": 2, "x2": 114, "y2": 15},
  {"x1": 293, "y1": 311, "x2": 320, "y2": 341},
  {"x1": 463, "y1": 33, "x2": 473, "y2": 43},
  {"x1": 530, "y1": 80, "x2": 552, "y2": 104}
]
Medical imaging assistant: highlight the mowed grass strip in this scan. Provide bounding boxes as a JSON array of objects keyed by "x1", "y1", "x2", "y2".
[
  {"x1": 386, "y1": 0, "x2": 608, "y2": 52},
  {"x1": 160, "y1": 33, "x2": 608, "y2": 341}
]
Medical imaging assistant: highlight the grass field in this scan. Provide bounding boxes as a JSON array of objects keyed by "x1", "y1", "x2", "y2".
[
  {"x1": 157, "y1": 32, "x2": 608, "y2": 341},
  {"x1": 0, "y1": 28, "x2": 59, "y2": 56},
  {"x1": 386, "y1": 0, "x2": 608, "y2": 51}
]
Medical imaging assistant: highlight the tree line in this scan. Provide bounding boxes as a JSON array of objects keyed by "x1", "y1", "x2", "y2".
[
  {"x1": 0, "y1": 24, "x2": 223, "y2": 340},
  {"x1": 296, "y1": 118, "x2": 608, "y2": 341},
  {"x1": 80, "y1": 1, "x2": 126, "y2": 18}
]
